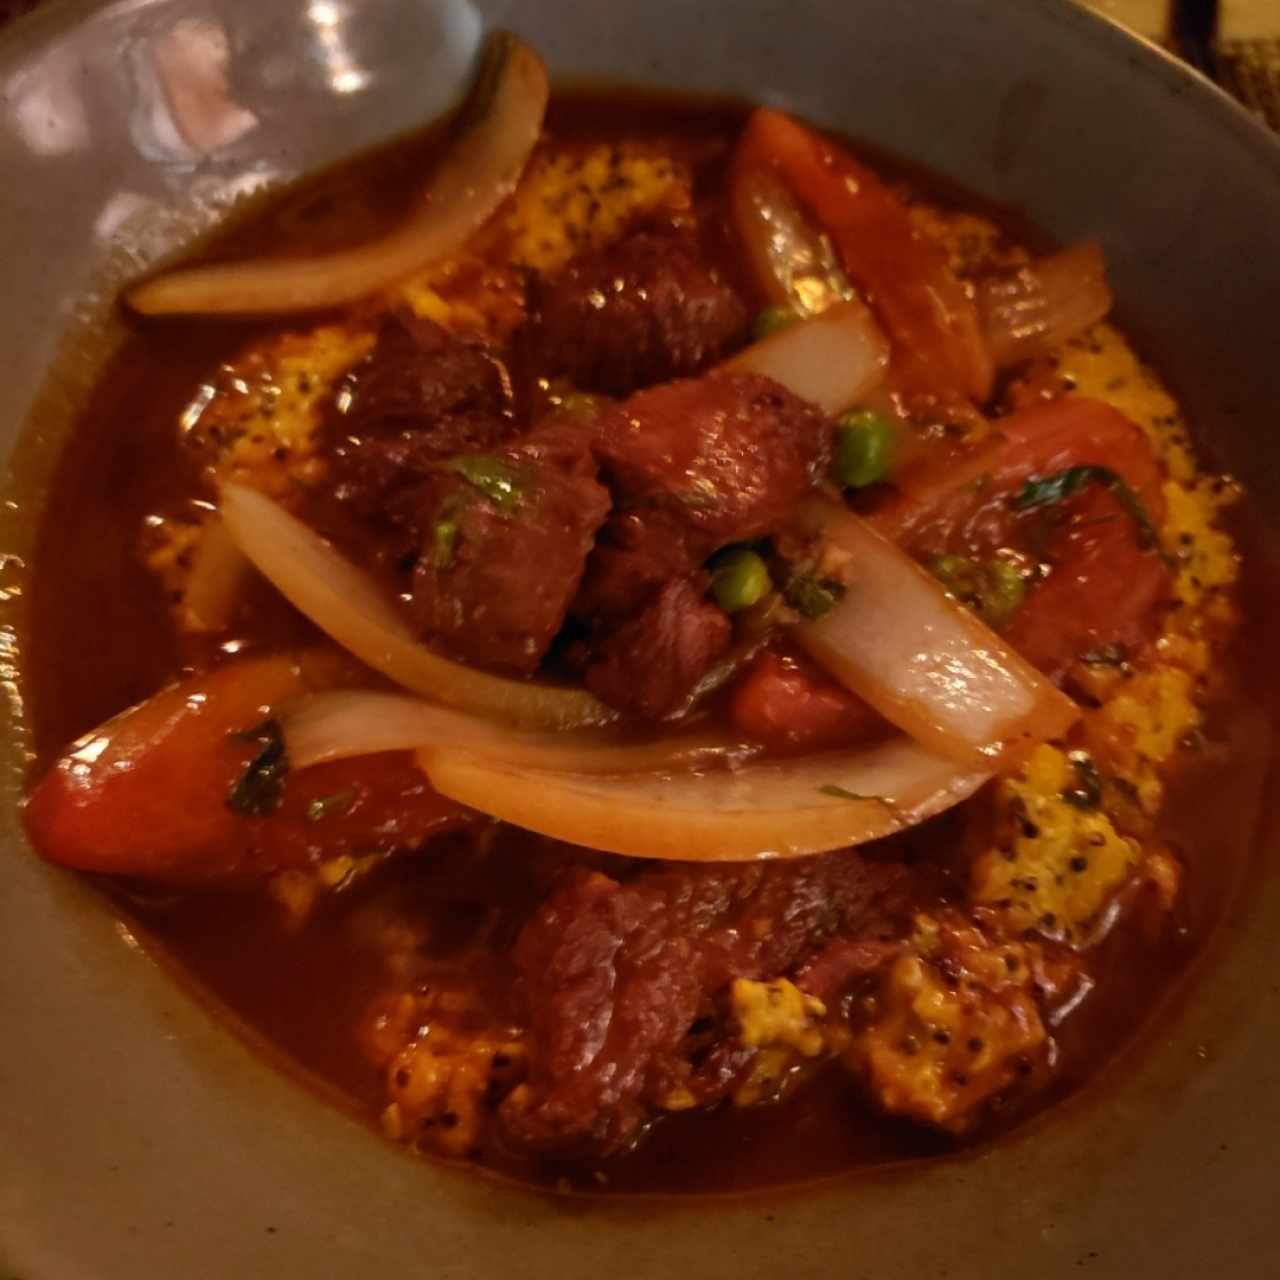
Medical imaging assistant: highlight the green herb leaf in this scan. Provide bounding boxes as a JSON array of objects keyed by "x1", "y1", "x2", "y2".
[
  {"x1": 447, "y1": 454, "x2": 526, "y2": 512},
  {"x1": 305, "y1": 788, "x2": 357, "y2": 823},
  {"x1": 431, "y1": 517, "x2": 459, "y2": 569},
  {"x1": 753, "y1": 305, "x2": 799, "y2": 340},
  {"x1": 1010, "y1": 465, "x2": 1170, "y2": 564},
  {"x1": 818, "y1": 784, "x2": 881, "y2": 802},
  {"x1": 784, "y1": 572, "x2": 846, "y2": 620},
  {"x1": 227, "y1": 719, "x2": 289, "y2": 817},
  {"x1": 817, "y1": 783, "x2": 904, "y2": 824}
]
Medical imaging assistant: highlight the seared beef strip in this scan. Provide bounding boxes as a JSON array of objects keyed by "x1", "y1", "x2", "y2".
[{"x1": 500, "y1": 850, "x2": 917, "y2": 1156}]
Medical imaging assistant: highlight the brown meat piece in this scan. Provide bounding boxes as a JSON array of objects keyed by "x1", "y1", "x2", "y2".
[
  {"x1": 573, "y1": 508, "x2": 699, "y2": 622},
  {"x1": 324, "y1": 313, "x2": 514, "y2": 515},
  {"x1": 346, "y1": 311, "x2": 509, "y2": 429},
  {"x1": 596, "y1": 372, "x2": 831, "y2": 543},
  {"x1": 583, "y1": 577, "x2": 731, "y2": 718},
  {"x1": 523, "y1": 229, "x2": 748, "y2": 396},
  {"x1": 401, "y1": 430, "x2": 610, "y2": 673},
  {"x1": 578, "y1": 372, "x2": 831, "y2": 618},
  {"x1": 499, "y1": 851, "x2": 917, "y2": 1156}
]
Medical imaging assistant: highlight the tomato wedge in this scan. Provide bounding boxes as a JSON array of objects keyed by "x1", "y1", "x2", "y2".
[
  {"x1": 729, "y1": 651, "x2": 882, "y2": 753},
  {"x1": 23, "y1": 651, "x2": 471, "y2": 882},
  {"x1": 870, "y1": 396, "x2": 1172, "y2": 676},
  {"x1": 736, "y1": 107, "x2": 994, "y2": 405}
]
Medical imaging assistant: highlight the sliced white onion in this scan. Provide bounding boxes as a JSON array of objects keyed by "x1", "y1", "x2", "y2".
[
  {"x1": 723, "y1": 300, "x2": 890, "y2": 415},
  {"x1": 179, "y1": 514, "x2": 251, "y2": 632},
  {"x1": 126, "y1": 34, "x2": 548, "y2": 315},
  {"x1": 792, "y1": 498, "x2": 1078, "y2": 768},
  {"x1": 219, "y1": 483, "x2": 617, "y2": 730},
  {"x1": 729, "y1": 160, "x2": 853, "y2": 315},
  {"x1": 419, "y1": 736, "x2": 989, "y2": 861},
  {"x1": 976, "y1": 242, "x2": 1112, "y2": 368},
  {"x1": 282, "y1": 688, "x2": 751, "y2": 773}
]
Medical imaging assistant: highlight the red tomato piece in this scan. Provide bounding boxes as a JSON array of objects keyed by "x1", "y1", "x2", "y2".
[
  {"x1": 868, "y1": 396, "x2": 1172, "y2": 675},
  {"x1": 730, "y1": 651, "x2": 883, "y2": 752},
  {"x1": 23, "y1": 651, "x2": 470, "y2": 882}
]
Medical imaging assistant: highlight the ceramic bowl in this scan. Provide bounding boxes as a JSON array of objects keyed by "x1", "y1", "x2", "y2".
[{"x1": 1, "y1": 1, "x2": 1278, "y2": 1276}]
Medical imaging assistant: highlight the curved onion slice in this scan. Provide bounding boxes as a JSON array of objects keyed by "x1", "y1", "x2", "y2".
[
  {"x1": 179, "y1": 514, "x2": 251, "y2": 632},
  {"x1": 126, "y1": 33, "x2": 548, "y2": 316},
  {"x1": 220, "y1": 483, "x2": 616, "y2": 730},
  {"x1": 976, "y1": 242, "x2": 1112, "y2": 368},
  {"x1": 418, "y1": 737, "x2": 988, "y2": 861},
  {"x1": 283, "y1": 688, "x2": 751, "y2": 773},
  {"x1": 792, "y1": 498, "x2": 1078, "y2": 768},
  {"x1": 729, "y1": 158, "x2": 852, "y2": 315},
  {"x1": 723, "y1": 300, "x2": 889, "y2": 414}
]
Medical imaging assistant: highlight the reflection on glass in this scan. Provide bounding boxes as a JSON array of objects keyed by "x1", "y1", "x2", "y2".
[
  {"x1": 149, "y1": 18, "x2": 259, "y2": 156},
  {"x1": 307, "y1": 0, "x2": 371, "y2": 96},
  {"x1": 6, "y1": 46, "x2": 91, "y2": 156}
]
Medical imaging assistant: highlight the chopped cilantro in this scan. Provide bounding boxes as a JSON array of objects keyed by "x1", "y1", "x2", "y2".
[
  {"x1": 447, "y1": 455, "x2": 526, "y2": 512},
  {"x1": 784, "y1": 572, "x2": 846, "y2": 620},
  {"x1": 227, "y1": 719, "x2": 289, "y2": 817},
  {"x1": 818, "y1": 784, "x2": 903, "y2": 823},
  {"x1": 431, "y1": 517, "x2": 459, "y2": 569},
  {"x1": 818, "y1": 784, "x2": 880, "y2": 801},
  {"x1": 1011, "y1": 465, "x2": 1170, "y2": 564},
  {"x1": 305, "y1": 788, "x2": 356, "y2": 823}
]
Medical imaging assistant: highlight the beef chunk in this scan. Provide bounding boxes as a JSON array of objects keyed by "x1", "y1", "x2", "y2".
[
  {"x1": 573, "y1": 508, "x2": 699, "y2": 623},
  {"x1": 583, "y1": 577, "x2": 731, "y2": 718},
  {"x1": 346, "y1": 311, "x2": 508, "y2": 429},
  {"x1": 570, "y1": 373, "x2": 830, "y2": 714},
  {"x1": 324, "y1": 313, "x2": 514, "y2": 515},
  {"x1": 577, "y1": 372, "x2": 831, "y2": 618},
  {"x1": 596, "y1": 372, "x2": 830, "y2": 541},
  {"x1": 523, "y1": 229, "x2": 748, "y2": 397},
  {"x1": 400, "y1": 431, "x2": 610, "y2": 673},
  {"x1": 499, "y1": 851, "x2": 916, "y2": 1156}
]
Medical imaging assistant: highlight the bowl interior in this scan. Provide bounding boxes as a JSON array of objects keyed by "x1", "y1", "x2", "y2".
[{"x1": 1, "y1": 2, "x2": 1278, "y2": 1277}]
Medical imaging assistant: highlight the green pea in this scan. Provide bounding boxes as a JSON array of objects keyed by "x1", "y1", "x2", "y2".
[
  {"x1": 753, "y1": 305, "x2": 798, "y2": 340},
  {"x1": 984, "y1": 559, "x2": 1028, "y2": 628},
  {"x1": 927, "y1": 554, "x2": 1027, "y2": 629},
  {"x1": 832, "y1": 410, "x2": 896, "y2": 489},
  {"x1": 928, "y1": 554, "x2": 983, "y2": 601},
  {"x1": 710, "y1": 549, "x2": 772, "y2": 613}
]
